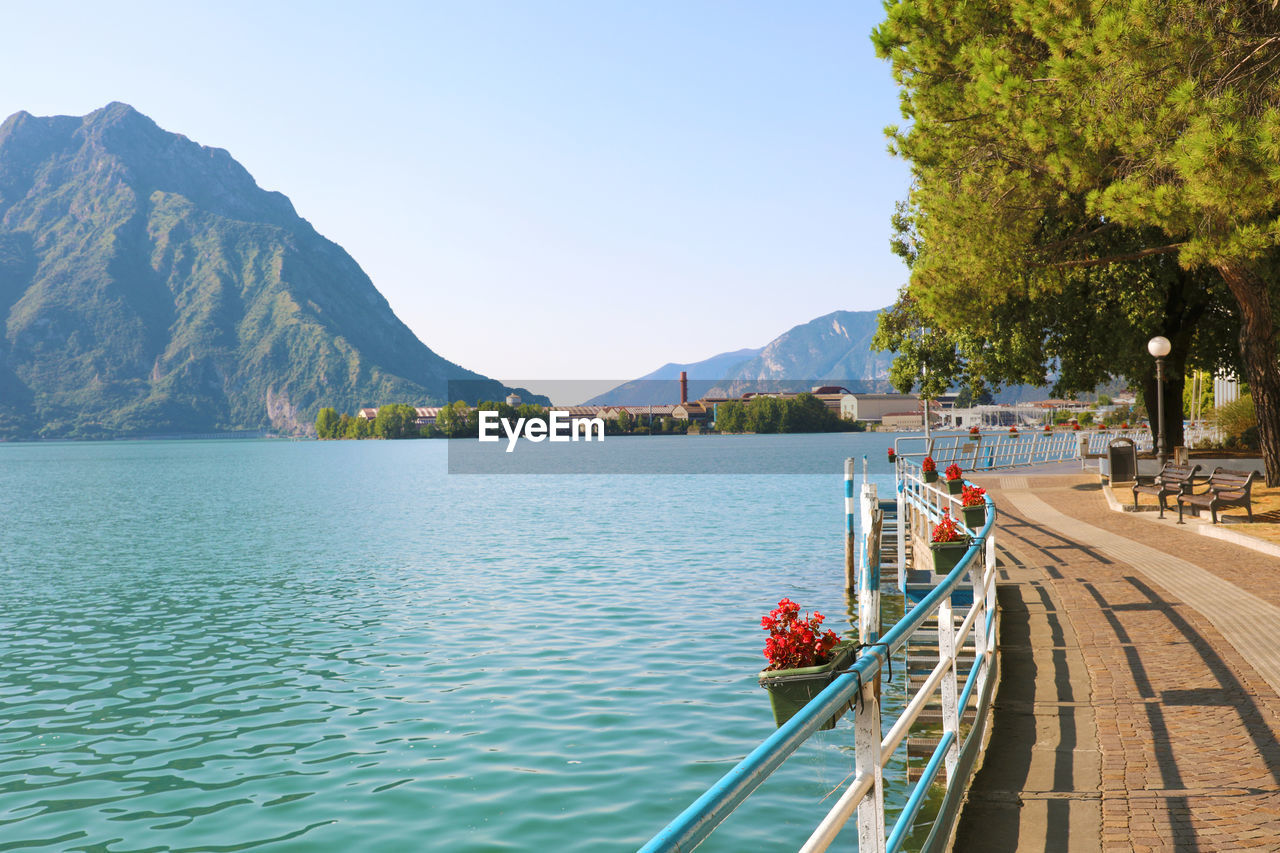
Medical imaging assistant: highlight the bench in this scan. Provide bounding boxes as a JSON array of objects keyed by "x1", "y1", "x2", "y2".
[
  {"x1": 1131, "y1": 462, "x2": 1200, "y2": 519},
  {"x1": 1176, "y1": 467, "x2": 1261, "y2": 524}
]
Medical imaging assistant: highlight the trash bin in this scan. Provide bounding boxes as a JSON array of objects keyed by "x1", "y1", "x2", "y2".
[{"x1": 1107, "y1": 437, "x2": 1137, "y2": 483}]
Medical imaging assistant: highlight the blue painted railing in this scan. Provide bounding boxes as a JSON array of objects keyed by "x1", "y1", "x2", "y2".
[{"x1": 639, "y1": 457, "x2": 1001, "y2": 852}]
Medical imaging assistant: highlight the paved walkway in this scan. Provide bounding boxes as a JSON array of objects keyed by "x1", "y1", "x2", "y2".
[{"x1": 953, "y1": 473, "x2": 1280, "y2": 852}]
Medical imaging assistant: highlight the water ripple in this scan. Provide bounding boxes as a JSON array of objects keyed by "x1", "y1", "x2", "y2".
[{"x1": 0, "y1": 436, "x2": 909, "y2": 850}]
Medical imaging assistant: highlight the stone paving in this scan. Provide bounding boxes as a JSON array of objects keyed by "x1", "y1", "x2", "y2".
[{"x1": 953, "y1": 473, "x2": 1280, "y2": 852}]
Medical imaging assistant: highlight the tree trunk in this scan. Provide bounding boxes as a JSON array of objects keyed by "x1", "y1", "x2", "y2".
[
  {"x1": 1140, "y1": 370, "x2": 1185, "y2": 455},
  {"x1": 1215, "y1": 261, "x2": 1280, "y2": 486}
]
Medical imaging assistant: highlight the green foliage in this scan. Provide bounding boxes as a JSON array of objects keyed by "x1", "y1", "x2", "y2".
[
  {"x1": 713, "y1": 394, "x2": 854, "y2": 434},
  {"x1": 715, "y1": 401, "x2": 746, "y2": 433},
  {"x1": 1182, "y1": 374, "x2": 1215, "y2": 419},
  {"x1": 954, "y1": 387, "x2": 994, "y2": 408},
  {"x1": 373, "y1": 403, "x2": 418, "y2": 439},
  {"x1": 1215, "y1": 395, "x2": 1259, "y2": 449},
  {"x1": 315, "y1": 407, "x2": 340, "y2": 439},
  {"x1": 615, "y1": 409, "x2": 633, "y2": 433},
  {"x1": 745, "y1": 396, "x2": 785, "y2": 434},
  {"x1": 344, "y1": 415, "x2": 370, "y2": 439},
  {"x1": 873, "y1": 0, "x2": 1280, "y2": 481},
  {"x1": 871, "y1": 297, "x2": 961, "y2": 399},
  {"x1": 658, "y1": 417, "x2": 685, "y2": 434},
  {"x1": 435, "y1": 402, "x2": 469, "y2": 437}
]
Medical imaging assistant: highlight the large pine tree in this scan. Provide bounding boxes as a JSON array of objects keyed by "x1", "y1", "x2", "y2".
[{"x1": 874, "y1": 0, "x2": 1280, "y2": 483}]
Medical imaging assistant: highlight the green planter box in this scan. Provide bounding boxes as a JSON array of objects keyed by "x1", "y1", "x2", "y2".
[
  {"x1": 945, "y1": 478, "x2": 964, "y2": 495},
  {"x1": 962, "y1": 504, "x2": 986, "y2": 530},
  {"x1": 930, "y1": 539, "x2": 972, "y2": 575},
  {"x1": 923, "y1": 470, "x2": 938, "y2": 483},
  {"x1": 968, "y1": 433, "x2": 980, "y2": 441},
  {"x1": 758, "y1": 642, "x2": 858, "y2": 730}
]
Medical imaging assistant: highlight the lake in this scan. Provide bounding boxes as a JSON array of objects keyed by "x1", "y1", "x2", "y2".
[{"x1": 0, "y1": 434, "x2": 920, "y2": 851}]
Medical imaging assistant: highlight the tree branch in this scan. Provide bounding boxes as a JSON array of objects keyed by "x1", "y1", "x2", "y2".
[{"x1": 1037, "y1": 243, "x2": 1186, "y2": 269}]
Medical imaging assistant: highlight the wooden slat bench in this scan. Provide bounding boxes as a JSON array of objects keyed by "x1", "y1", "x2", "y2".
[
  {"x1": 1176, "y1": 467, "x2": 1261, "y2": 524},
  {"x1": 1132, "y1": 462, "x2": 1200, "y2": 519}
]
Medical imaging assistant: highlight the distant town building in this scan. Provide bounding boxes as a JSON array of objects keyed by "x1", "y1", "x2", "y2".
[
  {"x1": 880, "y1": 410, "x2": 943, "y2": 430},
  {"x1": 505, "y1": 394, "x2": 521, "y2": 407},
  {"x1": 842, "y1": 394, "x2": 933, "y2": 423},
  {"x1": 671, "y1": 401, "x2": 708, "y2": 422}
]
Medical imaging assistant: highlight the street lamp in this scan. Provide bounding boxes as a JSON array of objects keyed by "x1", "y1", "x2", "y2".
[{"x1": 1148, "y1": 335, "x2": 1172, "y2": 467}]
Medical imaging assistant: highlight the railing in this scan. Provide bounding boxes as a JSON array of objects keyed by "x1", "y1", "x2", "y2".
[
  {"x1": 892, "y1": 428, "x2": 1155, "y2": 474},
  {"x1": 639, "y1": 458, "x2": 1000, "y2": 853}
]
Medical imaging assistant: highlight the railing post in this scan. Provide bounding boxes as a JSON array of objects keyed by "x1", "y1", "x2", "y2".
[
  {"x1": 937, "y1": 593, "x2": 960, "y2": 784},
  {"x1": 854, "y1": 670, "x2": 886, "y2": 853},
  {"x1": 896, "y1": 476, "x2": 907, "y2": 591},
  {"x1": 845, "y1": 457, "x2": 857, "y2": 591},
  {"x1": 986, "y1": 528, "x2": 998, "y2": 629},
  {"x1": 971, "y1": 537, "x2": 990, "y2": 704},
  {"x1": 859, "y1": 480, "x2": 880, "y2": 637}
]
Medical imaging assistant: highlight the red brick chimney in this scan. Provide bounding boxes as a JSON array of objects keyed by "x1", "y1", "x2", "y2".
[{"x1": 680, "y1": 371, "x2": 688, "y2": 404}]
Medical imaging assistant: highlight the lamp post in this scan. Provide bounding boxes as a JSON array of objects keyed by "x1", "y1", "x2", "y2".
[{"x1": 1148, "y1": 335, "x2": 1172, "y2": 467}]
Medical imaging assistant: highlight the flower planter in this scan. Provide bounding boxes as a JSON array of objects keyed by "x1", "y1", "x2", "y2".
[
  {"x1": 929, "y1": 539, "x2": 972, "y2": 575},
  {"x1": 758, "y1": 642, "x2": 858, "y2": 730},
  {"x1": 945, "y1": 479, "x2": 964, "y2": 495},
  {"x1": 923, "y1": 470, "x2": 938, "y2": 484},
  {"x1": 962, "y1": 504, "x2": 986, "y2": 530},
  {"x1": 968, "y1": 433, "x2": 980, "y2": 441}
]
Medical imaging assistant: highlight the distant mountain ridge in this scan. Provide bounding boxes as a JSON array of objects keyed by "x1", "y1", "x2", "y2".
[
  {"x1": 0, "y1": 103, "x2": 531, "y2": 438},
  {"x1": 587, "y1": 310, "x2": 895, "y2": 405},
  {"x1": 584, "y1": 347, "x2": 764, "y2": 405},
  {"x1": 708, "y1": 309, "x2": 895, "y2": 396}
]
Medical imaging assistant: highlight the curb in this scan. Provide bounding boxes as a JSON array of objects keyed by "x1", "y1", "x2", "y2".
[{"x1": 1102, "y1": 482, "x2": 1280, "y2": 560}]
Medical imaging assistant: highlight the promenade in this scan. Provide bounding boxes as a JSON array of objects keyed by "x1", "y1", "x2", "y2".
[{"x1": 952, "y1": 470, "x2": 1280, "y2": 852}]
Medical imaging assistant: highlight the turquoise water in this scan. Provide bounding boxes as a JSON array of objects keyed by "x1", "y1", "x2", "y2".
[{"x1": 0, "y1": 435, "x2": 913, "y2": 851}]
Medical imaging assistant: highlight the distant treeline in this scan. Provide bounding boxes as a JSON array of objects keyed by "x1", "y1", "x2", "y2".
[
  {"x1": 713, "y1": 393, "x2": 866, "y2": 434},
  {"x1": 314, "y1": 401, "x2": 693, "y2": 440},
  {"x1": 315, "y1": 393, "x2": 864, "y2": 440}
]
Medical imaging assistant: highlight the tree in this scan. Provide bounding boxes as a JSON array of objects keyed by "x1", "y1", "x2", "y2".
[
  {"x1": 745, "y1": 396, "x2": 786, "y2": 434},
  {"x1": 616, "y1": 409, "x2": 633, "y2": 433},
  {"x1": 954, "y1": 387, "x2": 994, "y2": 408},
  {"x1": 315, "y1": 407, "x2": 339, "y2": 439},
  {"x1": 716, "y1": 400, "x2": 746, "y2": 433},
  {"x1": 780, "y1": 393, "x2": 831, "y2": 433},
  {"x1": 874, "y1": 0, "x2": 1280, "y2": 482},
  {"x1": 344, "y1": 414, "x2": 370, "y2": 439},
  {"x1": 436, "y1": 401, "x2": 468, "y2": 437},
  {"x1": 373, "y1": 403, "x2": 418, "y2": 439}
]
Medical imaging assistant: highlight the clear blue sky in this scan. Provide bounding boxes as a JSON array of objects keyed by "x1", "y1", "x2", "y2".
[{"x1": 1, "y1": 2, "x2": 909, "y2": 383}]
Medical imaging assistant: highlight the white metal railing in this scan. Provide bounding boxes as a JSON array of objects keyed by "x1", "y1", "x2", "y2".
[
  {"x1": 800, "y1": 460, "x2": 998, "y2": 853},
  {"x1": 640, "y1": 458, "x2": 1000, "y2": 853},
  {"x1": 894, "y1": 428, "x2": 1156, "y2": 474},
  {"x1": 1183, "y1": 423, "x2": 1222, "y2": 448}
]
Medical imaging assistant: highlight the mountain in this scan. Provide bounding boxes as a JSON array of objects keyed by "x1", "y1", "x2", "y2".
[
  {"x1": 0, "y1": 103, "x2": 533, "y2": 439},
  {"x1": 584, "y1": 347, "x2": 763, "y2": 405},
  {"x1": 708, "y1": 310, "x2": 895, "y2": 395},
  {"x1": 587, "y1": 310, "x2": 895, "y2": 405}
]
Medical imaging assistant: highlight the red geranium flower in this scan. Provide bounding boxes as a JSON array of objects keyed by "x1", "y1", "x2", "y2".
[
  {"x1": 932, "y1": 510, "x2": 964, "y2": 543},
  {"x1": 761, "y1": 598, "x2": 840, "y2": 671}
]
